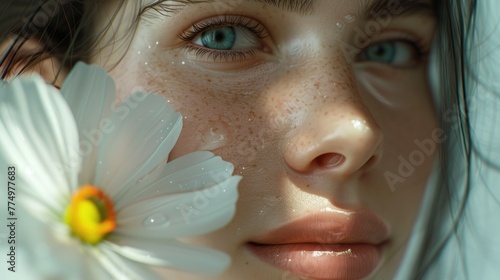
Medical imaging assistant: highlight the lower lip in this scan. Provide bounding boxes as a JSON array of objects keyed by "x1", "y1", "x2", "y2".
[{"x1": 247, "y1": 243, "x2": 383, "y2": 280}]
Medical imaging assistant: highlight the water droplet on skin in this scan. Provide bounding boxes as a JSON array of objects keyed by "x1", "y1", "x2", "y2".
[
  {"x1": 263, "y1": 195, "x2": 283, "y2": 206},
  {"x1": 336, "y1": 22, "x2": 344, "y2": 29},
  {"x1": 198, "y1": 127, "x2": 227, "y2": 151},
  {"x1": 144, "y1": 213, "x2": 170, "y2": 227},
  {"x1": 344, "y1": 14, "x2": 356, "y2": 23}
]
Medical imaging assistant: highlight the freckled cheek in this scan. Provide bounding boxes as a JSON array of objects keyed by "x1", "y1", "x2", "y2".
[
  {"x1": 123, "y1": 72, "x2": 270, "y2": 168},
  {"x1": 111, "y1": 53, "x2": 302, "y2": 169}
]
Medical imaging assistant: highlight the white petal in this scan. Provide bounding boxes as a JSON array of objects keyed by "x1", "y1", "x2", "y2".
[
  {"x1": 104, "y1": 237, "x2": 230, "y2": 275},
  {"x1": 60, "y1": 62, "x2": 116, "y2": 186},
  {"x1": 17, "y1": 195, "x2": 60, "y2": 222},
  {"x1": 80, "y1": 252, "x2": 111, "y2": 280},
  {"x1": 13, "y1": 204, "x2": 88, "y2": 280},
  {"x1": 115, "y1": 152, "x2": 234, "y2": 209},
  {"x1": 92, "y1": 92, "x2": 182, "y2": 199},
  {"x1": 115, "y1": 176, "x2": 240, "y2": 238},
  {"x1": 93, "y1": 246, "x2": 163, "y2": 280},
  {"x1": 0, "y1": 76, "x2": 79, "y2": 212}
]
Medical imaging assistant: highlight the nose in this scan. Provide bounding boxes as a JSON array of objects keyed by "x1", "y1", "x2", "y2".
[
  {"x1": 284, "y1": 108, "x2": 383, "y2": 176},
  {"x1": 283, "y1": 80, "x2": 383, "y2": 178}
]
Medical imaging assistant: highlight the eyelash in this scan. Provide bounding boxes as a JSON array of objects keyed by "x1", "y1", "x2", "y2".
[
  {"x1": 179, "y1": 15, "x2": 269, "y2": 62},
  {"x1": 178, "y1": 16, "x2": 429, "y2": 66},
  {"x1": 360, "y1": 35, "x2": 429, "y2": 66},
  {"x1": 392, "y1": 35, "x2": 428, "y2": 59}
]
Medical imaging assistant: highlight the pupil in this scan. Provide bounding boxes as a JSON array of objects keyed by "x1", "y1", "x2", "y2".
[
  {"x1": 375, "y1": 46, "x2": 386, "y2": 56},
  {"x1": 201, "y1": 27, "x2": 236, "y2": 50},
  {"x1": 368, "y1": 42, "x2": 395, "y2": 62},
  {"x1": 214, "y1": 31, "x2": 225, "y2": 42}
]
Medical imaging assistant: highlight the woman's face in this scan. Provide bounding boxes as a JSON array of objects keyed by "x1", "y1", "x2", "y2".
[{"x1": 94, "y1": 0, "x2": 438, "y2": 279}]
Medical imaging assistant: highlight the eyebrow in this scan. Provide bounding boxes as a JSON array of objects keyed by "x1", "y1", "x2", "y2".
[
  {"x1": 144, "y1": 0, "x2": 315, "y2": 15},
  {"x1": 365, "y1": 0, "x2": 436, "y2": 19},
  {"x1": 144, "y1": 0, "x2": 434, "y2": 18}
]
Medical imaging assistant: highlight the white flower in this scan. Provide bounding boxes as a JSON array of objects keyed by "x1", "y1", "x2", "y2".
[{"x1": 0, "y1": 63, "x2": 241, "y2": 279}]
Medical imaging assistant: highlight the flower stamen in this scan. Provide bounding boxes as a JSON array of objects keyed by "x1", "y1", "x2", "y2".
[{"x1": 64, "y1": 185, "x2": 116, "y2": 245}]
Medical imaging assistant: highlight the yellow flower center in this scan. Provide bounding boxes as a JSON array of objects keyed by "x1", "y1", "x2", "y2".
[{"x1": 64, "y1": 185, "x2": 116, "y2": 245}]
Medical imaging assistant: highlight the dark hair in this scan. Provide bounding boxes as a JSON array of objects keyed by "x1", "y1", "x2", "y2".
[
  {"x1": 411, "y1": 0, "x2": 477, "y2": 278},
  {"x1": 0, "y1": 0, "x2": 87, "y2": 79},
  {"x1": 0, "y1": 0, "x2": 148, "y2": 80},
  {"x1": 0, "y1": 1, "x2": 481, "y2": 279}
]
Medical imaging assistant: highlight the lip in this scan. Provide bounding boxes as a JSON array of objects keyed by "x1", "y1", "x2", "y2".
[{"x1": 246, "y1": 210, "x2": 391, "y2": 280}]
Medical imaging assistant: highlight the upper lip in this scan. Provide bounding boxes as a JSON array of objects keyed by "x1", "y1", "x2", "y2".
[{"x1": 250, "y1": 209, "x2": 391, "y2": 246}]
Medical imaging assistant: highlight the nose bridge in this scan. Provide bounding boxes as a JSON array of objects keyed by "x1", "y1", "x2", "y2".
[
  {"x1": 288, "y1": 45, "x2": 359, "y2": 105},
  {"x1": 291, "y1": 47, "x2": 377, "y2": 131}
]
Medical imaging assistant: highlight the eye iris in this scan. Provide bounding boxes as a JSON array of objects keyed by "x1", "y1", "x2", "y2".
[
  {"x1": 201, "y1": 27, "x2": 236, "y2": 50},
  {"x1": 366, "y1": 42, "x2": 396, "y2": 62}
]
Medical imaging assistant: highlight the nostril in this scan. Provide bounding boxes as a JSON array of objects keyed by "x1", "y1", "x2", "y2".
[{"x1": 315, "y1": 153, "x2": 345, "y2": 168}]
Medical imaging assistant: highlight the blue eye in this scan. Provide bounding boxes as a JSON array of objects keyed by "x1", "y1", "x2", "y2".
[
  {"x1": 192, "y1": 25, "x2": 261, "y2": 51},
  {"x1": 359, "y1": 41, "x2": 420, "y2": 66},
  {"x1": 200, "y1": 27, "x2": 236, "y2": 50},
  {"x1": 364, "y1": 42, "x2": 396, "y2": 62},
  {"x1": 180, "y1": 16, "x2": 269, "y2": 62}
]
